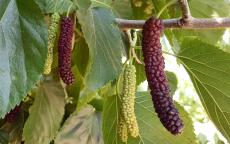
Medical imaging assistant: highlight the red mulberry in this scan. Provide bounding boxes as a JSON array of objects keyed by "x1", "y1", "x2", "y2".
[
  {"x1": 5, "y1": 106, "x2": 21, "y2": 123},
  {"x1": 142, "y1": 17, "x2": 184, "y2": 135},
  {"x1": 58, "y1": 16, "x2": 75, "y2": 85}
]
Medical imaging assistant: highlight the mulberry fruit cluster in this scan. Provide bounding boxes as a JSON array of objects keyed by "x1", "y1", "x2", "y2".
[
  {"x1": 142, "y1": 17, "x2": 184, "y2": 135},
  {"x1": 119, "y1": 64, "x2": 139, "y2": 141},
  {"x1": 5, "y1": 106, "x2": 21, "y2": 123},
  {"x1": 118, "y1": 116, "x2": 128, "y2": 142},
  {"x1": 43, "y1": 13, "x2": 60, "y2": 75},
  {"x1": 58, "y1": 16, "x2": 75, "y2": 85}
]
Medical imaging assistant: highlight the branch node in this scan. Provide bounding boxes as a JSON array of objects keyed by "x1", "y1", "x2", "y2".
[{"x1": 178, "y1": 0, "x2": 192, "y2": 26}]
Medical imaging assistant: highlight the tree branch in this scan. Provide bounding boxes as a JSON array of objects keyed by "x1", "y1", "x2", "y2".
[{"x1": 115, "y1": 17, "x2": 230, "y2": 29}]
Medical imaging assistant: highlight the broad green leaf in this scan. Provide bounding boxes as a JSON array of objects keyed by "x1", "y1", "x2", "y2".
[
  {"x1": 66, "y1": 38, "x2": 90, "y2": 106},
  {"x1": 190, "y1": 0, "x2": 230, "y2": 17},
  {"x1": 177, "y1": 38, "x2": 230, "y2": 142},
  {"x1": 135, "y1": 92, "x2": 196, "y2": 144},
  {"x1": 90, "y1": 0, "x2": 133, "y2": 19},
  {"x1": 0, "y1": 0, "x2": 47, "y2": 118},
  {"x1": 110, "y1": 0, "x2": 133, "y2": 19},
  {"x1": 34, "y1": 0, "x2": 75, "y2": 14},
  {"x1": 130, "y1": 0, "x2": 154, "y2": 19},
  {"x1": 166, "y1": 71, "x2": 178, "y2": 96},
  {"x1": 102, "y1": 94, "x2": 122, "y2": 144},
  {"x1": 77, "y1": 7, "x2": 123, "y2": 97},
  {"x1": 22, "y1": 80, "x2": 65, "y2": 144},
  {"x1": 72, "y1": 37, "x2": 89, "y2": 77},
  {"x1": 55, "y1": 105, "x2": 103, "y2": 144},
  {"x1": 103, "y1": 92, "x2": 196, "y2": 144}
]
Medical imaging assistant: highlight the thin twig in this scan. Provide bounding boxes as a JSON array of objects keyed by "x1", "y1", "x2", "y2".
[
  {"x1": 178, "y1": 0, "x2": 192, "y2": 25},
  {"x1": 115, "y1": 17, "x2": 230, "y2": 29}
]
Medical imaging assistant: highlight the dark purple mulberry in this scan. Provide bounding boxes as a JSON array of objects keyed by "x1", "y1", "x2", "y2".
[
  {"x1": 58, "y1": 16, "x2": 75, "y2": 85},
  {"x1": 5, "y1": 106, "x2": 21, "y2": 123},
  {"x1": 142, "y1": 17, "x2": 184, "y2": 135}
]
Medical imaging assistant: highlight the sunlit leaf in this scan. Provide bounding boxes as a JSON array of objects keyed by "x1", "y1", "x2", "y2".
[
  {"x1": 102, "y1": 92, "x2": 196, "y2": 144},
  {"x1": 23, "y1": 80, "x2": 65, "y2": 144},
  {"x1": 177, "y1": 38, "x2": 230, "y2": 142},
  {"x1": 77, "y1": 6, "x2": 123, "y2": 97},
  {"x1": 55, "y1": 105, "x2": 103, "y2": 144}
]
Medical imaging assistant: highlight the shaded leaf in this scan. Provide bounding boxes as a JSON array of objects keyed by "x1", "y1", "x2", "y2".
[
  {"x1": 110, "y1": 0, "x2": 133, "y2": 19},
  {"x1": 177, "y1": 38, "x2": 230, "y2": 142},
  {"x1": 0, "y1": 0, "x2": 47, "y2": 118},
  {"x1": 22, "y1": 80, "x2": 65, "y2": 144},
  {"x1": 34, "y1": 0, "x2": 75, "y2": 14},
  {"x1": 77, "y1": 7, "x2": 123, "y2": 97},
  {"x1": 166, "y1": 71, "x2": 178, "y2": 96},
  {"x1": 91, "y1": 0, "x2": 134, "y2": 19},
  {"x1": 55, "y1": 105, "x2": 103, "y2": 144},
  {"x1": 135, "y1": 92, "x2": 196, "y2": 144},
  {"x1": 102, "y1": 92, "x2": 196, "y2": 144}
]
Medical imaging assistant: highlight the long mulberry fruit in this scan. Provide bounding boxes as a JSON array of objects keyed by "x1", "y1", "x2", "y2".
[
  {"x1": 58, "y1": 16, "x2": 75, "y2": 85},
  {"x1": 121, "y1": 64, "x2": 139, "y2": 138},
  {"x1": 142, "y1": 17, "x2": 184, "y2": 135},
  {"x1": 118, "y1": 116, "x2": 128, "y2": 143},
  {"x1": 44, "y1": 13, "x2": 60, "y2": 75},
  {"x1": 5, "y1": 106, "x2": 21, "y2": 123}
]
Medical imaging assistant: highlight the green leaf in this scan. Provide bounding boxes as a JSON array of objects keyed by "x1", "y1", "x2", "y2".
[
  {"x1": 67, "y1": 38, "x2": 90, "y2": 106},
  {"x1": 177, "y1": 38, "x2": 230, "y2": 142},
  {"x1": 110, "y1": 0, "x2": 133, "y2": 19},
  {"x1": 0, "y1": 0, "x2": 47, "y2": 118},
  {"x1": 22, "y1": 80, "x2": 65, "y2": 144},
  {"x1": 135, "y1": 92, "x2": 196, "y2": 143},
  {"x1": 77, "y1": 7, "x2": 123, "y2": 96},
  {"x1": 72, "y1": 37, "x2": 89, "y2": 77},
  {"x1": 34, "y1": 0, "x2": 75, "y2": 14},
  {"x1": 166, "y1": 71, "x2": 178, "y2": 96},
  {"x1": 190, "y1": 0, "x2": 230, "y2": 17},
  {"x1": 55, "y1": 105, "x2": 103, "y2": 144},
  {"x1": 102, "y1": 94, "x2": 122, "y2": 144},
  {"x1": 130, "y1": 0, "x2": 154, "y2": 19},
  {"x1": 88, "y1": 0, "x2": 134, "y2": 19},
  {"x1": 103, "y1": 92, "x2": 196, "y2": 144},
  {"x1": 135, "y1": 63, "x2": 146, "y2": 86}
]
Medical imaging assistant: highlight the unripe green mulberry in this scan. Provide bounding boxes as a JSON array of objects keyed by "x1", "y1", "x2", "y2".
[
  {"x1": 44, "y1": 13, "x2": 60, "y2": 75},
  {"x1": 121, "y1": 64, "x2": 139, "y2": 138},
  {"x1": 118, "y1": 116, "x2": 128, "y2": 143}
]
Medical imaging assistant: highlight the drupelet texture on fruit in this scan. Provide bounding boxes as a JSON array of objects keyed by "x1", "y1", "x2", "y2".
[
  {"x1": 142, "y1": 17, "x2": 184, "y2": 135},
  {"x1": 58, "y1": 16, "x2": 75, "y2": 85},
  {"x1": 118, "y1": 116, "x2": 128, "y2": 143},
  {"x1": 121, "y1": 64, "x2": 139, "y2": 138},
  {"x1": 44, "y1": 13, "x2": 60, "y2": 75}
]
